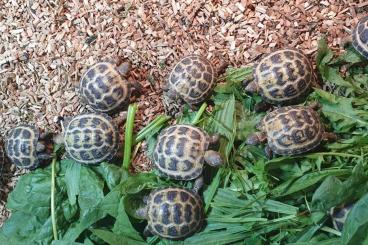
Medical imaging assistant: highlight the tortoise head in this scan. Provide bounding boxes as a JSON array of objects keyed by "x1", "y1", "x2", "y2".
[
  {"x1": 204, "y1": 150, "x2": 222, "y2": 167},
  {"x1": 246, "y1": 132, "x2": 267, "y2": 145},
  {"x1": 244, "y1": 81, "x2": 259, "y2": 94}
]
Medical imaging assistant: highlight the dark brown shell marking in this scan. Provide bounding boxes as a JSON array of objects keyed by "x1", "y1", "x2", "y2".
[
  {"x1": 80, "y1": 62, "x2": 131, "y2": 114},
  {"x1": 147, "y1": 187, "x2": 203, "y2": 239},
  {"x1": 168, "y1": 55, "x2": 216, "y2": 105},
  {"x1": 352, "y1": 15, "x2": 368, "y2": 59},
  {"x1": 5, "y1": 125, "x2": 39, "y2": 169},
  {"x1": 254, "y1": 49, "x2": 315, "y2": 105},
  {"x1": 153, "y1": 125, "x2": 209, "y2": 180},
  {"x1": 63, "y1": 113, "x2": 119, "y2": 164},
  {"x1": 262, "y1": 105, "x2": 323, "y2": 155}
]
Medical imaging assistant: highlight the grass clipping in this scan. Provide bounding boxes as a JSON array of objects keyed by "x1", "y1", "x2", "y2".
[{"x1": 1, "y1": 40, "x2": 368, "y2": 244}]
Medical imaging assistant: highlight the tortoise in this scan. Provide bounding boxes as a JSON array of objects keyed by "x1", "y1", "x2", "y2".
[
  {"x1": 244, "y1": 49, "x2": 316, "y2": 107},
  {"x1": 163, "y1": 55, "x2": 227, "y2": 116},
  {"x1": 79, "y1": 61, "x2": 140, "y2": 114},
  {"x1": 136, "y1": 185, "x2": 204, "y2": 240},
  {"x1": 330, "y1": 203, "x2": 354, "y2": 231},
  {"x1": 54, "y1": 113, "x2": 119, "y2": 164},
  {"x1": 352, "y1": 15, "x2": 368, "y2": 59},
  {"x1": 153, "y1": 124, "x2": 222, "y2": 180},
  {"x1": 246, "y1": 104, "x2": 336, "y2": 158},
  {"x1": 5, "y1": 125, "x2": 52, "y2": 169}
]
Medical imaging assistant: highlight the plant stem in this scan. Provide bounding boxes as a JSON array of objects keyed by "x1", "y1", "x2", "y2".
[
  {"x1": 123, "y1": 103, "x2": 138, "y2": 170},
  {"x1": 134, "y1": 115, "x2": 170, "y2": 144},
  {"x1": 191, "y1": 102, "x2": 207, "y2": 125},
  {"x1": 51, "y1": 154, "x2": 58, "y2": 240}
]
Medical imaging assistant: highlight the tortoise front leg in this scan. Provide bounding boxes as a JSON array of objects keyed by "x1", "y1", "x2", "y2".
[
  {"x1": 193, "y1": 176, "x2": 204, "y2": 194},
  {"x1": 143, "y1": 226, "x2": 153, "y2": 237}
]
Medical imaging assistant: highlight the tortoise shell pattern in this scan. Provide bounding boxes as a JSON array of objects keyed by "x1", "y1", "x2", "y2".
[
  {"x1": 260, "y1": 105, "x2": 323, "y2": 155},
  {"x1": 254, "y1": 49, "x2": 315, "y2": 105},
  {"x1": 153, "y1": 125, "x2": 210, "y2": 180},
  {"x1": 330, "y1": 203, "x2": 354, "y2": 232},
  {"x1": 168, "y1": 55, "x2": 215, "y2": 105},
  {"x1": 352, "y1": 15, "x2": 368, "y2": 59},
  {"x1": 64, "y1": 113, "x2": 119, "y2": 164},
  {"x1": 147, "y1": 187, "x2": 203, "y2": 239},
  {"x1": 80, "y1": 62, "x2": 131, "y2": 114},
  {"x1": 5, "y1": 125, "x2": 39, "y2": 169}
]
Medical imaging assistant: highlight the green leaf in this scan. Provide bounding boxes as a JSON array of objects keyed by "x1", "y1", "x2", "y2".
[
  {"x1": 271, "y1": 169, "x2": 350, "y2": 197},
  {"x1": 342, "y1": 193, "x2": 368, "y2": 245},
  {"x1": 91, "y1": 229, "x2": 146, "y2": 245},
  {"x1": 78, "y1": 166, "x2": 104, "y2": 214},
  {"x1": 93, "y1": 162, "x2": 126, "y2": 190},
  {"x1": 64, "y1": 160, "x2": 81, "y2": 205}
]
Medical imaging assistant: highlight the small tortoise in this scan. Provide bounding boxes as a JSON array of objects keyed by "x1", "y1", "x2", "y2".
[
  {"x1": 153, "y1": 124, "x2": 222, "y2": 180},
  {"x1": 136, "y1": 186, "x2": 204, "y2": 240},
  {"x1": 244, "y1": 49, "x2": 316, "y2": 107},
  {"x1": 5, "y1": 125, "x2": 52, "y2": 169},
  {"x1": 330, "y1": 203, "x2": 354, "y2": 232},
  {"x1": 163, "y1": 55, "x2": 226, "y2": 116},
  {"x1": 79, "y1": 61, "x2": 137, "y2": 114},
  {"x1": 246, "y1": 104, "x2": 336, "y2": 158},
  {"x1": 352, "y1": 15, "x2": 368, "y2": 59},
  {"x1": 55, "y1": 113, "x2": 119, "y2": 164}
]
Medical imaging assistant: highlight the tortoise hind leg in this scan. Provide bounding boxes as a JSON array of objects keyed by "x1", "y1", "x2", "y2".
[
  {"x1": 193, "y1": 176, "x2": 204, "y2": 193},
  {"x1": 322, "y1": 132, "x2": 337, "y2": 142}
]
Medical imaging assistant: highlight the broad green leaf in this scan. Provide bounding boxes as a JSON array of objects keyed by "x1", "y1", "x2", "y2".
[{"x1": 64, "y1": 160, "x2": 81, "y2": 205}]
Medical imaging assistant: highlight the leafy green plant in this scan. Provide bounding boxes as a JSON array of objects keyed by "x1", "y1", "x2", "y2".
[{"x1": 1, "y1": 39, "x2": 368, "y2": 244}]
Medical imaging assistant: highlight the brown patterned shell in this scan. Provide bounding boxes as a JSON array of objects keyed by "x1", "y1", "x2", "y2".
[
  {"x1": 253, "y1": 49, "x2": 315, "y2": 105},
  {"x1": 5, "y1": 125, "x2": 40, "y2": 169},
  {"x1": 147, "y1": 187, "x2": 203, "y2": 239},
  {"x1": 168, "y1": 55, "x2": 216, "y2": 105},
  {"x1": 63, "y1": 113, "x2": 119, "y2": 164},
  {"x1": 153, "y1": 125, "x2": 210, "y2": 180},
  {"x1": 79, "y1": 62, "x2": 131, "y2": 114},
  {"x1": 352, "y1": 15, "x2": 368, "y2": 59},
  {"x1": 260, "y1": 105, "x2": 324, "y2": 155}
]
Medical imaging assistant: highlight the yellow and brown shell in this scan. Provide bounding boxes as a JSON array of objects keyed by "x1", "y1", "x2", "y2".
[
  {"x1": 153, "y1": 125, "x2": 210, "y2": 180},
  {"x1": 5, "y1": 125, "x2": 40, "y2": 169},
  {"x1": 260, "y1": 105, "x2": 324, "y2": 155},
  {"x1": 352, "y1": 15, "x2": 368, "y2": 59},
  {"x1": 146, "y1": 187, "x2": 203, "y2": 239},
  {"x1": 79, "y1": 62, "x2": 131, "y2": 114},
  {"x1": 253, "y1": 49, "x2": 315, "y2": 105},
  {"x1": 63, "y1": 113, "x2": 119, "y2": 164},
  {"x1": 168, "y1": 55, "x2": 216, "y2": 105}
]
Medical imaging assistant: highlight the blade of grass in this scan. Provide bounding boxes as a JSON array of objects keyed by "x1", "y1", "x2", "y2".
[
  {"x1": 123, "y1": 103, "x2": 138, "y2": 170},
  {"x1": 51, "y1": 151, "x2": 58, "y2": 240},
  {"x1": 133, "y1": 115, "x2": 170, "y2": 144},
  {"x1": 191, "y1": 102, "x2": 207, "y2": 125}
]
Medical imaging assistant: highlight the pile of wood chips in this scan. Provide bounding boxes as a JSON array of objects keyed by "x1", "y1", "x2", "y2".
[{"x1": 0, "y1": 0, "x2": 367, "y2": 226}]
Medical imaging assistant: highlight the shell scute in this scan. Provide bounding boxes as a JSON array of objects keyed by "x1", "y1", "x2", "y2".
[{"x1": 352, "y1": 16, "x2": 368, "y2": 59}]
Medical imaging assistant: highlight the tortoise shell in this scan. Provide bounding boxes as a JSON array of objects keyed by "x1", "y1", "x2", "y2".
[
  {"x1": 352, "y1": 15, "x2": 368, "y2": 59},
  {"x1": 63, "y1": 113, "x2": 119, "y2": 164},
  {"x1": 253, "y1": 49, "x2": 315, "y2": 105},
  {"x1": 5, "y1": 125, "x2": 40, "y2": 169},
  {"x1": 153, "y1": 125, "x2": 210, "y2": 180},
  {"x1": 330, "y1": 203, "x2": 354, "y2": 231},
  {"x1": 146, "y1": 187, "x2": 203, "y2": 239},
  {"x1": 259, "y1": 105, "x2": 324, "y2": 155},
  {"x1": 0, "y1": 138, "x2": 6, "y2": 166},
  {"x1": 168, "y1": 55, "x2": 216, "y2": 105},
  {"x1": 79, "y1": 62, "x2": 131, "y2": 114}
]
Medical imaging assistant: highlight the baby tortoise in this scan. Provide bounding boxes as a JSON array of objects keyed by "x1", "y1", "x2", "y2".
[
  {"x1": 352, "y1": 15, "x2": 368, "y2": 59},
  {"x1": 246, "y1": 104, "x2": 336, "y2": 158},
  {"x1": 244, "y1": 49, "x2": 316, "y2": 107},
  {"x1": 54, "y1": 113, "x2": 119, "y2": 164},
  {"x1": 136, "y1": 186, "x2": 204, "y2": 240},
  {"x1": 163, "y1": 55, "x2": 227, "y2": 116},
  {"x1": 79, "y1": 61, "x2": 139, "y2": 114},
  {"x1": 5, "y1": 125, "x2": 52, "y2": 169},
  {"x1": 153, "y1": 124, "x2": 222, "y2": 180},
  {"x1": 330, "y1": 203, "x2": 354, "y2": 232}
]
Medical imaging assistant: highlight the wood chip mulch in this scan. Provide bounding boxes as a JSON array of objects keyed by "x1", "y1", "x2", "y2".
[{"x1": 0, "y1": 0, "x2": 367, "y2": 226}]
